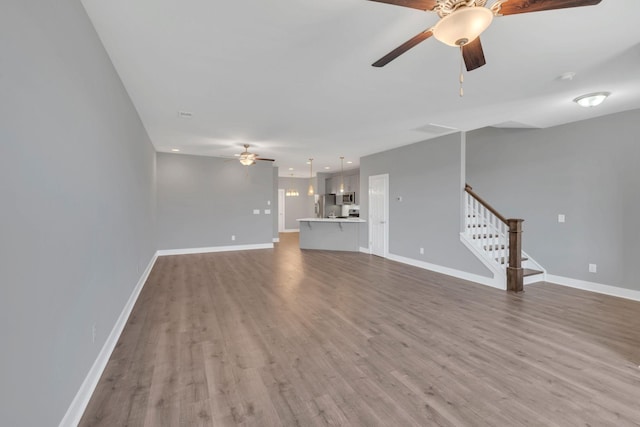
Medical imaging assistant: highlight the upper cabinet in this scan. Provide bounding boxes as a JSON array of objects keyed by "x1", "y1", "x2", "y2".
[{"x1": 324, "y1": 170, "x2": 360, "y2": 200}]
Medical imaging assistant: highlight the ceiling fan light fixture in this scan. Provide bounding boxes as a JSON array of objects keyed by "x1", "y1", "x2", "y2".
[
  {"x1": 239, "y1": 154, "x2": 255, "y2": 166},
  {"x1": 432, "y1": 6, "x2": 493, "y2": 47},
  {"x1": 573, "y1": 92, "x2": 610, "y2": 108}
]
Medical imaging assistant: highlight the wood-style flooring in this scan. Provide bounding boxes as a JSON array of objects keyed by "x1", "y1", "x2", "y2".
[{"x1": 80, "y1": 233, "x2": 640, "y2": 426}]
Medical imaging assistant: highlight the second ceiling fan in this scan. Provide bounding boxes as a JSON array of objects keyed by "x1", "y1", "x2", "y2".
[
  {"x1": 370, "y1": 0, "x2": 602, "y2": 71},
  {"x1": 236, "y1": 144, "x2": 275, "y2": 166}
]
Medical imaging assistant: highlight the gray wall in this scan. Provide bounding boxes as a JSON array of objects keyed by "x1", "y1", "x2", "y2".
[
  {"x1": 467, "y1": 109, "x2": 640, "y2": 291},
  {"x1": 360, "y1": 133, "x2": 490, "y2": 276},
  {"x1": 278, "y1": 177, "x2": 315, "y2": 230},
  {"x1": 316, "y1": 172, "x2": 329, "y2": 195},
  {"x1": 157, "y1": 153, "x2": 275, "y2": 249},
  {"x1": 0, "y1": 1, "x2": 157, "y2": 425}
]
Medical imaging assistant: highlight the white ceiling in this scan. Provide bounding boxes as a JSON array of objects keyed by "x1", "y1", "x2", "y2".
[{"x1": 81, "y1": 0, "x2": 640, "y2": 177}]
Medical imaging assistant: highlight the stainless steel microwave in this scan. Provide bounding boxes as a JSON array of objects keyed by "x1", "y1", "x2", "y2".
[{"x1": 336, "y1": 192, "x2": 355, "y2": 205}]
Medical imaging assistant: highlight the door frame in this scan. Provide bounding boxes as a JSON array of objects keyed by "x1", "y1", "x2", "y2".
[
  {"x1": 278, "y1": 189, "x2": 285, "y2": 232},
  {"x1": 368, "y1": 173, "x2": 389, "y2": 258}
]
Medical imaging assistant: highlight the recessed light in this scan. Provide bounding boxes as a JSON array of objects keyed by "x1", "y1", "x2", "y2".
[
  {"x1": 347, "y1": 161, "x2": 353, "y2": 164},
  {"x1": 171, "y1": 148, "x2": 180, "y2": 152},
  {"x1": 306, "y1": 161, "x2": 311, "y2": 165},
  {"x1": 324, "y1": 166, "x2": 331, "y2": 170},
  {"x1": 573, "y1": 92, "x2": 610, "y2": 108},
  {"x1": 288, "y1": 167, "x2": 294, "y2": 171}
]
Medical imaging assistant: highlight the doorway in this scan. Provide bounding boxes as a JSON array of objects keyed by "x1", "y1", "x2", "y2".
[
  {"x1": 278, "y1": 189, "x2": 285, "y2": 232},
  {"x1": 368, "y1": 174, "x2": 389, "y2": 258}
]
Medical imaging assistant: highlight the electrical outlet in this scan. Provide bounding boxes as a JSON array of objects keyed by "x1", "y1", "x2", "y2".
[
  {"x1": 589, "y1": 263, "x2": 597, "y2": 273},
  {"x1": 558, "y1": 214, "x2": 565, "y2": 223},
  {"x1": 92, "y1": 324, "x2": 96, "y2": 343},
  {"x1": 419, "y1": 247, "x2": 424, "y2": 255},
  {"x1": 231, "y1": 235, "x2": 236, "y2": 241},
  {"x1": 267, "y1": 200, "x2": 271, "y2": 205}
]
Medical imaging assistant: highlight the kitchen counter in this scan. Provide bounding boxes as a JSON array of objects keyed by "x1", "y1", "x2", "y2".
[
  {"x1": 297, "y1": 218, "x2": 365, "y2": 251},
  {"x1": 296, "y1": 217, "x2": 365, "y2": 223}
]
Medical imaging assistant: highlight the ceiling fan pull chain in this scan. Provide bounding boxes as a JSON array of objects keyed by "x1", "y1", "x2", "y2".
[{"x1": 459, "y1": 45, "x2": 464, "y2": 97}]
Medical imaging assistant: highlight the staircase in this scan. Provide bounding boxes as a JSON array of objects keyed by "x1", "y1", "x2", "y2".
[{"x1": 461, "y1": 184, "x2": 544, "y2": 292}]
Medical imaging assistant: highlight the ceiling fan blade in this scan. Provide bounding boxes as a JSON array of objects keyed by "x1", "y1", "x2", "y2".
[
  {"x1": 372, "y1": 29, "x2": 433, "y2": 67},
  {"x1": 256, "y1": 157, "x2": 275, "y2": 162},
  {"x1": 496, "y1": 0, "x2": 601, "y2": 16},
  {"x1": 367, "y1": 0, "x2": 438, "y2": 11},
  {"x1": 462, "y1": 37, "x2": 486, "y2": 71}
]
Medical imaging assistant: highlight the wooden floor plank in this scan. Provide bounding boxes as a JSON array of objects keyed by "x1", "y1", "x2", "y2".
[{"x1": 80, "y1": 233, "x2": 640, "y2": 426}]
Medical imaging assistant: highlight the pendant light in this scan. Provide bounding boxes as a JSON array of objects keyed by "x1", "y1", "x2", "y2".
[
  {"x1": 285, "y1": 174, "x2": 299, "y2": 197},
  {"x1": 339, "y1": 156, "x2": 345, "y2": 194},
  {"x1": 307, "y1": 158, "x2": 314, "y2": 196}
]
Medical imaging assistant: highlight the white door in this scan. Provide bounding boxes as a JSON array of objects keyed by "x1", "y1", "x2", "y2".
[
  {"x1": 369, "y1": 174, "x2": 389, "y2": 257},
  {"x1": 278, "y1": 189, "x2": 285, "y2": 232}
]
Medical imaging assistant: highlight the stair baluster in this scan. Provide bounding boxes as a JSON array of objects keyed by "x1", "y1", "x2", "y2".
[{"x1": 464, "y1": 184, "x2": 539, "y2": 292}]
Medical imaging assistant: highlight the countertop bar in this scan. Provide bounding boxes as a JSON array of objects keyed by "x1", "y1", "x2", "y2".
[
  {"x1": 297, "y1": 218, "x2": 364, "y2": 251},
  {"x1": 297, "y1": 217, "x2": 366, "y2": 223}
]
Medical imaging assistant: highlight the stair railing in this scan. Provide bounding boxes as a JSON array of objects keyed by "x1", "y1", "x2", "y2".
[{"x1": 464, "y1": 184, "x2": 524, "y2": 292}]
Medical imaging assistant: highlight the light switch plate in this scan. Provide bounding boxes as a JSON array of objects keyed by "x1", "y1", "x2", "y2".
[
  {"x1": 558, "y1": 214, "x2": 565, "y2": 223},
  {"x1": 264, "y1": 209, "x2": 271, "y2": 214},
  {"x1": 253, "y1": 209, "x2": 260, "y2": 215}
]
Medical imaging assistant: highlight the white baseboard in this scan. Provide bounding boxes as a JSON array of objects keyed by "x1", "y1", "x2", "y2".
[
  {"x1": 546, "y1": 274, "x2": 640, "y2": 302},
  {"x1": 386, "y1": 253, "x2": 504, "y2": 290},
  {"x1": 281, "y1": 229, "x2": 299, "y2": 233},
  {"x1": 273, "y1": 238, "x2": 280, "y2": 243},
  {"x1": 359, "y1": 246, "x2": 371, "y2": 254},
  {"x1": 59, "y1": 253, "x2": 158, "y2": 427},
  {"x1": 157, "y1": 243, "x2": 273, "y2": 256}
]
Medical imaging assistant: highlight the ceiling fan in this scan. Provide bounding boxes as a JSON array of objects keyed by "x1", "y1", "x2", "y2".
[
  {"x1": 235, "y1": 144, "x2": 275, "y2": 166},
  {"x1": 370, "y1": 0, "x2": 602, "y2": 71}
]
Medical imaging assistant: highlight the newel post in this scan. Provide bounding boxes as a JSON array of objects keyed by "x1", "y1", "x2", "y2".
[{"x1": 506, "y1": 218, "x2": 524, "y2": 292}]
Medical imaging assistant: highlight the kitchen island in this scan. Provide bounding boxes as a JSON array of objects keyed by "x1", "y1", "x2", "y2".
[{"x1": 297, "y1": 217, "x2": 366, "y2": 252}]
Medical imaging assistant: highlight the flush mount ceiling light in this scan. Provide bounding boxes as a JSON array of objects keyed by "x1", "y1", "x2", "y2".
[{"x1": 573, "y1": 92, "x2": 610, "y2": 108}]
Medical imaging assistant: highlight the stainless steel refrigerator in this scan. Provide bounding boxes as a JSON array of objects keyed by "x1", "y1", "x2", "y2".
[{"x1": 316, "y1": 194, "x2": 338, "y2": 218}]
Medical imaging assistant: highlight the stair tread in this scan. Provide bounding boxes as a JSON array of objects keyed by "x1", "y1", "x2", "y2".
[{"x1": 523, "y1": 268, "x2": 543, "y2": 277}]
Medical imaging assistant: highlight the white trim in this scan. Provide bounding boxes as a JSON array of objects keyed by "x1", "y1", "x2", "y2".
[
  {"x1": 59, "y1": 253, "x2": 158, "y2": 427},
  {"x1": 157, "y1": 243, "x2": 273, "y2": 256},
  {"x1": 273, "y1": 237, "x2": 280, "y2": 243},
  {"x1": 459, "y1": 233, "x2": 504, "y2": 284},
  {"x1": 546, "y1": 274, "x2": 640, "y2": 302},
  {"x1": 386, "y1": 252, "x2": 504, "y2": 290},
  {"x1": 281, "y1": 229, "x2": 299, "y2": 233},
  {"x1": 359, "y1": 246, "x2": 371, "y2": 254}
]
